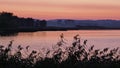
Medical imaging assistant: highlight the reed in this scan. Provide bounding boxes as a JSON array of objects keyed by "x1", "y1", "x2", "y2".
[{"x1": 0, "y1": 34, "x2": 119, "y2": 68}]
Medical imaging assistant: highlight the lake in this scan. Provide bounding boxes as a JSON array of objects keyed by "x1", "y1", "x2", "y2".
[{"x1": 0, "y1": 30, "x2": 120, "y2": 50}]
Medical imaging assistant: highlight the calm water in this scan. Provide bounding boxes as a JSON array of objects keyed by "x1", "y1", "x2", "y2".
[{"x1": 0, "y1": 30, "x2": 120, "y2": 50}]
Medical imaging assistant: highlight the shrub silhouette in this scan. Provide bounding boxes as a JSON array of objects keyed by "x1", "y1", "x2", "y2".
[{"x1": 0, "y1": 34, "x2": 120, "y2": 68}]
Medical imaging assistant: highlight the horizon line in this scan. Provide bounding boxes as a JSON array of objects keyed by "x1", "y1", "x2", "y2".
[{"x1": 1, "y1": 11, "x2": 120, "y2": 21}]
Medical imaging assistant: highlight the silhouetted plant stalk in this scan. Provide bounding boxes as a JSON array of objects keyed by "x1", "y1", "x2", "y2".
[{"x1": 0, "y1": 34, "x2": 120, "y2": 68}]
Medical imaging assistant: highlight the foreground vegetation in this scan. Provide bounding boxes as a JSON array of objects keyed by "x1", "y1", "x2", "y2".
[{"x1": 0, "y1": 34, "x2": 120, "y2": 68}]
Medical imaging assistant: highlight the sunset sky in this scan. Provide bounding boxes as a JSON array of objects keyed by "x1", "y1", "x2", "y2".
[{"x1": 0, "y1": 0, "x2": 120, "y2": 20}]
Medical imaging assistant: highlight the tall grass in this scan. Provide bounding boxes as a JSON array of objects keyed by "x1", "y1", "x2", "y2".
[{"x1": 0, "y1": 34, "x2": 120, "y2": 68}]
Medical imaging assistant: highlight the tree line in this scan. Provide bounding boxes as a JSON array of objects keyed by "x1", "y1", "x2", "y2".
[{"x1": 0, "y1": 12, "x2": 47, "y2": 31}]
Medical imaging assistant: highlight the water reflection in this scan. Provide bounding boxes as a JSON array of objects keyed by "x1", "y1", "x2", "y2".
[
  {"x1": 18, "y1": 31, "x2": 47, "y2": 37},
  {"x1": 0, "y1": 31, "x2": 18, "y2": 36},
  {"x1": 0, "y1": 30, "x2": 120, "y2": 50}
]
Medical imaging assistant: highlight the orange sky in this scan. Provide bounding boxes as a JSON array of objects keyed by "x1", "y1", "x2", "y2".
[{"x1": 0, "y1": 0, "x2": 120, "y2": 20}]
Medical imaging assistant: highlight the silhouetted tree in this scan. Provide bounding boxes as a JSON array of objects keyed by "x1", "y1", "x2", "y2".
[
  {"x1": 0, "y1": 12, "x2": 18, "y2": 31},
  {"x1": 26, "y1": 18, "x2": 34, "y2": 27},
  {"x1": 40, "y1": 20, "x2": 47, "y2": 27}
]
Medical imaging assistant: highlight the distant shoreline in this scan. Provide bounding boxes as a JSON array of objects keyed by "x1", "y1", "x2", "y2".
[{"x1": 0, "y1": 28, "x2": 120, "y2": 32}]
